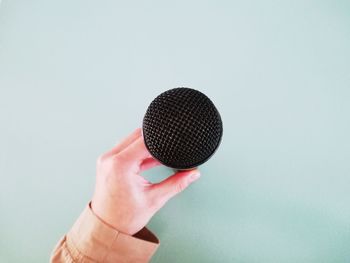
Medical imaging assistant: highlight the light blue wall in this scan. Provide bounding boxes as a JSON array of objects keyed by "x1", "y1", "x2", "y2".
[{"x1": 0, "y1": 1, "x2": 349, "y2": 262}]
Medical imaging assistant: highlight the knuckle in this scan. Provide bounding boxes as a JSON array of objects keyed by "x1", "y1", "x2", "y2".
[
  {"x1": 113, "y1": 154, "x2": 124, "y2": 163},
  {"x1": 111, "y1": 155, "x2": 122, "y2": 166},
  {"x1": 96, "y1": 155, "x2": 104, "y2": 166},
  {"x1": 176, "y1": 181, "x2": 188, "y2": 193},
  {"x1": 112, "y1": 153, "x2": 127, "y2": 166}
]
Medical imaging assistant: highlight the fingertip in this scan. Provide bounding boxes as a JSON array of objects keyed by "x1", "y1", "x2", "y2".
[
  {"x1": 179, "y1": 168, "x2": 200, "y2": 176},
  {"x1": 188, "y1": 170, "x2": 201, "y2": 182}
]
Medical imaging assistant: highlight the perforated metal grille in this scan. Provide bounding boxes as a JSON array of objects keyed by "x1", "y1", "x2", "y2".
[{"x1": 142, "y1": 87, "x2": 223, "y2": 170}]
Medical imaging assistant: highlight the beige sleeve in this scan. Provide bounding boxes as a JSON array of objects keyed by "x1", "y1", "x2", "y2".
[{"x1": 50, "y1": 203, "x2": 160, "y2": 263}]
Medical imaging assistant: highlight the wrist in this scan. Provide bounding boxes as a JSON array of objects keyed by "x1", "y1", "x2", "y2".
[{"x1": 90, "y1": 198, "x2": 141, "y2": 235}]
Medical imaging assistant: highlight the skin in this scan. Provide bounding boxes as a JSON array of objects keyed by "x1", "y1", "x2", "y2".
[{"x1": 91, "y1": 128, "x2": 201, "y2": 235}]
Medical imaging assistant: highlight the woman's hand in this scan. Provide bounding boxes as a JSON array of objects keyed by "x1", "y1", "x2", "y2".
[{"x1": 91, "y1": 128, "x2": 201, "y2": 235}]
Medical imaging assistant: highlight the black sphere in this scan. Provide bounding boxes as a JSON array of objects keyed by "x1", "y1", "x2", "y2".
[{"x1": 142, "y1": 87, "x2": 223, "y2": 170}]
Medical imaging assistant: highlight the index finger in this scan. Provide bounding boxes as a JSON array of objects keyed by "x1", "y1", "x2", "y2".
[
  {"x1": 118, "y1": 136, "x2": 152, "y2": 165},
  {"x1": 102, "y1": 128, "x2": 141, "y2": 160}
]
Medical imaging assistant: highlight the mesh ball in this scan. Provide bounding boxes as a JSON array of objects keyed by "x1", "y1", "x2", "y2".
[{"x1": 142, "y1": 87, "x2": 223, "y2": 170}]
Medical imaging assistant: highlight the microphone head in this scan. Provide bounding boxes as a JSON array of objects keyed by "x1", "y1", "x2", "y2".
[{"x1": 142, "y1": 87, "x2": 223, "y2": 170}]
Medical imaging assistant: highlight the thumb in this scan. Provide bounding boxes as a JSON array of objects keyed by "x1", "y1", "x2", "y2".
[{"x1": 151, "y1": 169, "x2": 201, "y2": 205}]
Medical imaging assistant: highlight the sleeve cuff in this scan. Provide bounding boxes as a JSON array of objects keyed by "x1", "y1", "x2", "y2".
[{"x1": 65, "y1": 202, "x2": 160, "y2": 263}]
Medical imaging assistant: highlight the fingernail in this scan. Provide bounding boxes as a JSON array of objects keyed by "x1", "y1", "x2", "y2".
[{"x1": 189, "y1": 171, "x2": 201, "y2": 182}]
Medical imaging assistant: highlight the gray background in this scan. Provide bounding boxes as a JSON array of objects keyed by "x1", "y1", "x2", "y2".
[{"x1": 0, "y1": 0, "x2": 350, "y2": 262}]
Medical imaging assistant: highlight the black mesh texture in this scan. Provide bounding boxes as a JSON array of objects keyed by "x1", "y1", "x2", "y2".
[{"x1": 142, "y1": 87, "x2": 223, "y2": 170}]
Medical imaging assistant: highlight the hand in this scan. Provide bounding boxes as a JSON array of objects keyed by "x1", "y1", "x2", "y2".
[{"x1": 91, "y1": 128, "x2": 201, "y2": 235}]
